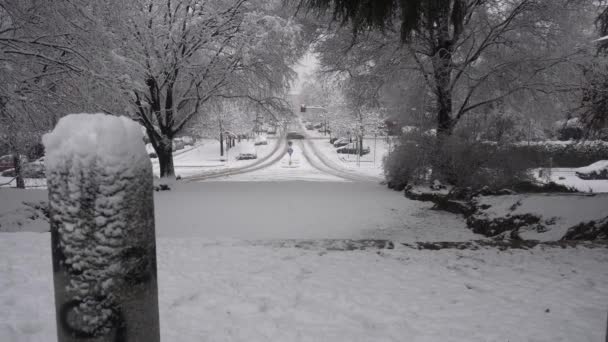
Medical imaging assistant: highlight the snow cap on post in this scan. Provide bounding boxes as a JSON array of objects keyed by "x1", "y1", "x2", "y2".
[
  {"x1": 43, "y1": 113, "x2": 149, "y2": 173},
  {"x1": 44, "y1": 113, "x2": 160, "y2": 342}
]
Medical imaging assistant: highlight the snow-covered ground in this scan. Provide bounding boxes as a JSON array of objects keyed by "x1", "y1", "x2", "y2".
[
  {"x1": 205, "y1": 142, "x2": 346, "y2": 182},
  {"x1": 1, "y1": 180, "x2": 475, "y2": 241},
  {"x1": 2, "y1": 126, "x2": 607, "y2": 341},
  {"x1": 535, "y1": 168, "x2": 608, "y2": 193},
  {"x1": 152, "y1": 138, "x2": 279, "y2": 178},
  {"x1": 0, "y1": 177, "x2": 46, "y2": 188},
  {"x1": 0, "y1": 188, "x2": 48, "y2": 233},
  {"x1": 1, "y1": 233, "x2": 607, "y2": 342},
  {"x1": 309, "y1": 137, "x2": 388, "y2": 179}
]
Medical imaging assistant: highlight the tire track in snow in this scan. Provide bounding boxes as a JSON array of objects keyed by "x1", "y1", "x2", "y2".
[{"x1": 298, "y1": 138, "x2": 381, "y2": 183}]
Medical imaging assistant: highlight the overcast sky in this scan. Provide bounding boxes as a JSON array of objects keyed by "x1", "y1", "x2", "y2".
[{"x1": 289, "y1": 51, "x2": 319, "y2": 95}]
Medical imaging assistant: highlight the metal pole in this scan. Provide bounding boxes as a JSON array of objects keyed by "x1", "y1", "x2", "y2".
[{"x1": 45, "y1": 114, "x2": 160, "y2": 342}]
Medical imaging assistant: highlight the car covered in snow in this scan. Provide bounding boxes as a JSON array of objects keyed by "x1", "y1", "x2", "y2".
[
  {"x1": 332, "y1": 137, "x2": 350, "y2": 147},
  {"x1": 254, "y1": 135, "x2": 268, "y2": 145},
  {"x1": 575, "y1": 160, "x2": 608, "y2": 180},
  {"x1": 337, "y1": 143, "x2": 370, "y2": 155},
  {"x1": 236, "y1": 142, "x2": 257, "y2": 160},
  {"x1": 286, "y1": 131, "x2": 305, "y2": 139}
]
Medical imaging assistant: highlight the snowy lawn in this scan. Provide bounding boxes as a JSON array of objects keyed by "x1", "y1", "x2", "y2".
[
  {"x1": 0, "y1": 188, "x2": 48, "y2": 233},
  {"x1": 0, "y1": 177, "x2": 46, "y2": 189},
  {"x1": 1, "y1": 233, "x2": 607, "y2": 342},
  {"x1": 154, "y1": 181, "x2": 476, "y2": 242},
  {"x1": 308, "y1": 137, "x2": 389, "y2": 179},
  {"x1": 535, "y1": 167, "x2": 608, "y2": 193},
  {"x1": 0, "y1": 181, "x2": 475, "y2": 242}
]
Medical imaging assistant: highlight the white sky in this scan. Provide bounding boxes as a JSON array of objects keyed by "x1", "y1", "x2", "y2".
[{"x1": 289, "y1": 51, "x2": 319, "y2": 95}]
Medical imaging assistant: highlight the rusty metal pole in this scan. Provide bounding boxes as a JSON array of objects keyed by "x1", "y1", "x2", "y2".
[{"x1": 44, "y1": 114, "x2": 160, "y2": 342}]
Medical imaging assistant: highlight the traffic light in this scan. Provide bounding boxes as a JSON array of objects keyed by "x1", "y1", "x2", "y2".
[{"x1": 300, "y1": 104, "x2": 306, "y2": 112}]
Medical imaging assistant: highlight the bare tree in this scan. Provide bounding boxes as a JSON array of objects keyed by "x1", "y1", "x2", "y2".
[{"x1": 90, "y1": 0, "x2": 303, "y2": 177}]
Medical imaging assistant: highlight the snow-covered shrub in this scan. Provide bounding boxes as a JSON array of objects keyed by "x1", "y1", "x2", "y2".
[
  {"x1": 384, "y1": 132, "x2": 533, "y2": 191},
  {"x1": 433, "y1": 136, "x2": 534, "y2": 190},
  {"x1": 510, "y1": 141, "x2": 608, "y2": 167},
  {"x1": 383, "y1": 132, "x2": 434, "y2": 190},
  {"x1": 555, "y1": 118, "x2": 585, "y2": 141}
]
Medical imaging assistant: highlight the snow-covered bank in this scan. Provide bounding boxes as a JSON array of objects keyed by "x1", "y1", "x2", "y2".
[
  {"x1": 1, "y1": 233, "x2": 606, "y2": 342},
  {"x1": 469, "y1": 193, "x2": 608, "y2": 241}
]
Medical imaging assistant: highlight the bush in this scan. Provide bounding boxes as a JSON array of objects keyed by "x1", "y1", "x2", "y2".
[
  {"x1": 383, "y1": 133, "x2": 434, "y2": 190},
  {"x1": 509, "y1": 141, "x2": 608, "y2": 167},
  {"x1": 384, "y1": 133, "x2": 533, "y2": 191}
]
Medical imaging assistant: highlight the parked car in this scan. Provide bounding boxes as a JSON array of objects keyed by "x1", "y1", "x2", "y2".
[
  {"x1": 1, "y1": 157, "x2": 44, "y2": 178},
  {"x1": 313, "y1": 122, "x2": 323, "y2": 129},
  {"x1": 172, "y1": 140, "x2": 186, "y2": 152},
  {"x1": 332, "y1": 137, "x2": 349, "y2": 147},
  {"x1": 305, "y1": 123, "x2": 314, "y2": 130},
  {"x1": 286, "y1": 131, "x2": 305, "y2": 139},
  {"x1": 254, "y1": 135, "x2": 268, "y2": 145},
  {"x1": 236, "y1": 142, "x2": 257, "y2": 160},
  {"x1": 0, "y1": 154, "x2": 28, "y2": 172},
  {"x1": 337, "y1": 143, "x2": 370, "y2": 155}
]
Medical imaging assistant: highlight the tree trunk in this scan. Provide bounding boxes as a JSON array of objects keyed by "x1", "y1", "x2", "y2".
[
  {"x1": 358, "y1": 135, "x2": 364, "y2": 156},
  {"x1": 220, "y1": 132, "x2": 224, "y2": 157},
  {"x1": 433, "y1": 51, "x2": 454, "y2": 136},
  {"x1": 157, "y1": 142, "x2": 175, "y2": 178},
  {"x1": 12, "y1": 153, "x2": 25, "y2": 189}
]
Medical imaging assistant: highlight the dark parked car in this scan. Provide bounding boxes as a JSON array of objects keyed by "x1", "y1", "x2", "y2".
[
  {"x1": 0, "y1": 154, "x2": 28, "y2": 172},
  {"x1": 1, "y1": 157, "x2": 45, "y2": 178},
  {"x1": 305, "y1": 123, "x2": 314, "y2": 130},
  {"x1": 332, "y1": 137, "x2": 349, "y2": 147},
  {"x1": 337, "y1": 143, "x2": 370, "y2": 155},
  {"x1": 286, "y1": 131, "x2": 305, "y2": 139}
]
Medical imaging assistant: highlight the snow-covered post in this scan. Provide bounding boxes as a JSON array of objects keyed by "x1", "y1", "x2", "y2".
[{"x1": 43, "y1": 114, "x2": 160, "y2": 342}]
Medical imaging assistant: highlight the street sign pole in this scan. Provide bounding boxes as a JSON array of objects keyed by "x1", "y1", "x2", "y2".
[{"x1": 287, "y1": 145, "x2": 294, "y2": 166}]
